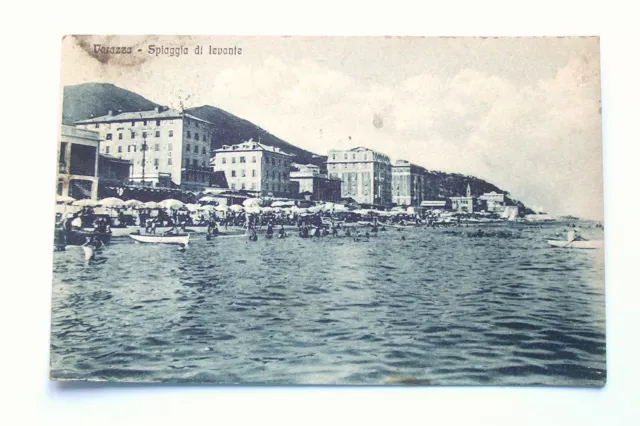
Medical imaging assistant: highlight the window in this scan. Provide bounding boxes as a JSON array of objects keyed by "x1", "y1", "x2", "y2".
[
  {"x1": 271, "y1": 158, "x2": 275, "y2": 166},
  {"x1": 252, "y1": 156, "x2": 256, "y2": 163},
  {"x1": 232, "y1": 157, "x2": 236, "y2": 163},
  {"x1": 364, "y1": 154, "x2": 368, "y2": 160},
  {"x1": 185, "y1": 159, "x2": 190, "y2": 167},
  {"x1": 240, "y1": 156, "x2": 246, "y2": 163},
  {"x1": 154, "y1": 144, "x2": 159, "y2": 151},
  {"x1": 128, "y1": 145, "x2": 132, "y2": 153},
  {"x1": 272, "y1": 171, "x2": 275, "y2": 179},
  {"x1": 231, "y1": 183, "x2": 236, "y2": 190},
  {"x1": 252, "y1": 169, "x2": 256, "y2": 177},
  {"x1": 186, "y1": 144, "x2": 191, "y2": 152},
  {"x1": 131, "y1": 131, "x2": 136, "y2": 139},
  {"x1": 118, "y1": 133, "x2": 123, "y2": 140},
  {"x1": 167, "y1": 143, "x2": 172, "y2": 151},
  {"x1": 203, "y1": 134, "x2": 207, "y2": 142},
  {"x1": 156, "y1": 120, "x2": 161, "y2": 126},
  {"x1": 241, "y1": 183, "x2": 246, "y2": 190},
  {"x1": 202, "y1": 160, "x2": 206, "y2": 167},
  {"x1": 95, "y1": 123, "x2": 99, "y2": 129},
  {"x1": 222, "y1": 157, "x2": 226, "y2": 164},
  {"x1": 194, "y1": 146, "x2": 199, "y2": 154},
  {"x1": 265, "y1": 183, "x2": 269, "y2": 190},
  {"x1": 168, "y1": 158, "x2": 172, "y2": 165},
  {"x1": 105, "y1": 146, "x2": 110, "y2": 154},
  {"x1": 231, "y1": 170, "x2": 236, "y2": 177},
  {"x1": 353, "y1": 153, "x2": 356, "y2": 159},
  {"x1": 154, "y1": 158, "x2": 159, "y2": 166},
  {"x1": 169, "y1": 130, "x2": 174, "y2": 137},
  {"x1": 106, "y1": 133, "x2": 112, "y2": 140},
  {"x1": 193, "y1": 159, "x2": 198, "y2": 166},
  {"x1": 251, "y1": 183, "x2": 256, "y2": 190},
  {"x1": 155, "y1": 131, "x2": 160, "y2": 137},
  {"x1": 187, "y1": 131, "x2": 191, "y2": 139},
  {"x1": 195, "y1": 133, "x2": 199, "y2": 141},
  {"x1": 277, "y1": 172, "x2": 281, "y2": 181},
  {"x1": 142, "y1": 131, "x2": 147, "y2": 138},
  {"x1": 143, "y1": 120, "x2": 148, "y2": 125},
  {"x1": 131, "y1": 121, "x2": 135, "y2": 126},
  {"x1": 344, "y1": 153, "x2": 348, "y2": 159},
  {"x1": 278, "y1": 159, "x2": 281, "y2": 166},
  {"x1": 241, "y1": 169, "x2": 246, "y2": 177},
  {"x1": 332, "y1": 154, "x2": 336, "y2": 160},
  {"x1": 195, "y1": 121, "x2": 199, "y2": 128},
  {"x1": 202, "y1": 147, "x2": 206, "y2": 155}
]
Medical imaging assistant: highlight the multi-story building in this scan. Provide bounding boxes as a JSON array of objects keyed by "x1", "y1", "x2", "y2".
[
  {"x1": 289, "y1": 163, "x2": 342, "y2": 202},
  {"x1": 211, "y1": 140, "x2": 296, "y2": 197},
  {"x1": 326, "y1": 147, "x2": 392, "y2": 206},
  {"x1": 479, "y1": 191, "x2": 506, "y2": 212},
  {"x1": 450, "y1": 183, "x2": 474, "y2": 213},
  {"x1": 391, "y1": 159, "x2": 429, "y2": 206},
  {"x1": 57, "y1": 125, "x2": 101, "y2": 200},
  {"x1": 74, "y1": 106, "x2": 214, "y2": 191}
]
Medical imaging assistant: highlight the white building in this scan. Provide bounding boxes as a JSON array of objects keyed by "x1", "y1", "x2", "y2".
[
  {"x1": 326, "y1": 147, "x2": 392, "y2": 206},
  {"x1": 450, "y1": 183, "x2": 474, "y2": 213},
  {"x1": 211, "y1": 140, "x2": 296, "y2": 197},
  {"x1": 479, "y1": 191, "x2": 506, "y2": 212},
  {"x1": 75, "y1": 106, "x2": 215, "y2": 191}
]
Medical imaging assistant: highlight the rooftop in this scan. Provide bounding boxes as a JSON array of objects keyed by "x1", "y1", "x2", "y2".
[
  {"x1": 213, "y1": 139, "x2": 294, "y2": 156},
  {"x1": 74, "y1": 107, "x2": 211, "y2": 125}
]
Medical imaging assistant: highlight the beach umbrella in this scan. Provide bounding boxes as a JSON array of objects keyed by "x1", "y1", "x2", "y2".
[
  {"x1": 261, "y1": 206, "x2": 274, "y2": 213},
  {"x1": 406, "y1": 207, "x2": 416, "y2": 215},
  {"x1": 272, "y1": 200, "x2": 294, "y2": 207},
  {"x1": 143, "y1": 201, "x2": 161, "y2": 209},
  {"x1": 307, "y1": 205, "x2": 324, "y2": 213},
  {"x1": 245, "y1": 206, "x2": 262, "y2": 214},
  {"x1": 185, "y1": 203, "x2": 200, "y2": 212},
  {"x1": 159, "y1": 199, "x2": 185, "y2": 210},
  {"x1": 99, "y1": 197, "x2": 126, "y2": 208},
  {"x1": 124, "y1": 199, "x2": 143, "y2": 208},
  {"x1": 215, "y1": 205, "x2": 230, "y2": 212},
  {"x1": 72, "y1": 198, "x2": 98, "y2": 207},
  {"x1": 230, "y1": 204, "x2": 244, "y2": 212},
  {"x1": 56, "y1": 195, "x2": 75, "y2": 204},
  {"x1": 200, "y1": 205, "x2": 217, "y2": 212},
  {"x1": 199, "y1": 196, "x2": 216, "y2": 203},
  {"x1": 242, "y1": 198, "x2": 262, "y2": 207}
]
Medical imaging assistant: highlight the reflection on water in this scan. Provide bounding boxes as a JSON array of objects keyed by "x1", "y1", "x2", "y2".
[{"x1": 50, "y1": 222, "x2": 605, "y2": 385}]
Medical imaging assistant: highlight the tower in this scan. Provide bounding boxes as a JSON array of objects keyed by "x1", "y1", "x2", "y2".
[{"x1": 466, "y1": 183, "x2": 471, "y2": 197}]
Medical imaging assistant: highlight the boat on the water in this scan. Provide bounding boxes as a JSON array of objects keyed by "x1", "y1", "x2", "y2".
[
  {"x1": 547, "y1": 239, "x2": 603, "y2": 249},
  {"x1": 129, "y1": 233, "x2": 190, "y2": 245}
]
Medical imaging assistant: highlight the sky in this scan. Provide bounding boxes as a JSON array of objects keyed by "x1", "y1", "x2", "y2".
[{"x1": 60, "y1": 35, "x2": 603, "y2": 219}]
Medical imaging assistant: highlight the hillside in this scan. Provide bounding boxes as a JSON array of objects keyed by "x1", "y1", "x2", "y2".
[
  {"x1": 62, "y1": 83, "x2": 160, "y2": 125},
  {"x1": 186, "y1": 105, "x2": 321, "y2": 165}
]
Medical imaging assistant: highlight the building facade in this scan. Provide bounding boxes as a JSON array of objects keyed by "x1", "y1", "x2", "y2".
[
  {"x1": 211, "y1": 140, "x2": 297, "y2": 197},
  {"x1": 479, "y1": 191, "x2": 506, "y2": 212},
  {"x1": 57, "y1": 125, "x2": 101, "y2": 200},
  {"x1": 74, "y1": 107, "x2": 214, "y2": 191},
  {"x1": 450, "y1": 183, "x2": 474, "y2": 213},
  {"x1": 289, "y1": 163, "x2": 342, "y2": 202},
  {"x1": 326, "y1": 147, "x2": 392, "y2": 206},
  {"x1": 391, "y1": 159, "x2": 429, "y2": 206}
]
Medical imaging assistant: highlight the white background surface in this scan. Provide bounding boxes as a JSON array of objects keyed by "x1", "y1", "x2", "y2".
[{"x1": 1, "y1": 1, "x2": 639, "y2": 425}]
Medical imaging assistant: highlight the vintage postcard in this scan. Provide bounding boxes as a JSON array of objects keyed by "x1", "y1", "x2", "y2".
[{"x1": 51, "y1": 35, "x2": 605, "y2": 385}]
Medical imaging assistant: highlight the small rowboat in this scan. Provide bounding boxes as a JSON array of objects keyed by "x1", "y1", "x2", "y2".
[
  {"x1": 547, "y1": 239, "x2": 603, "y2": 249},
  {"x1": 129, "y1": 233, "x2": 190, "y2": 245}
]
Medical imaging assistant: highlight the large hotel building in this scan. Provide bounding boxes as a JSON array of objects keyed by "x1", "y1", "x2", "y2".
[
  {"x1": 211, "y1": 140, "x2": 297, "y2": 197},
  {"x1": 326, "y1": 147, "x2": 392, "y2": 206},
  {"x1": 391, "y1": 159, "x2": 429, "y2": 207},
  {"x1": 74, "y1": 107, "x2": 214, "y2": 191}
]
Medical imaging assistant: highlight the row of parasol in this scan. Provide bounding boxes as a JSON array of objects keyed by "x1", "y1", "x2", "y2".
[{"x1": 56, "y1": 195, "x2": 415, "y2": 215}]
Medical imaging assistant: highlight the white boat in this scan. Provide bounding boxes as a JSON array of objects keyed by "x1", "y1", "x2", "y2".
[
  {"x1": 129, "y1": 233, "x2": 190, "y2": 245},
  {"x1": 547, "y1": 239, "x2": 603, "y2": 249}
]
